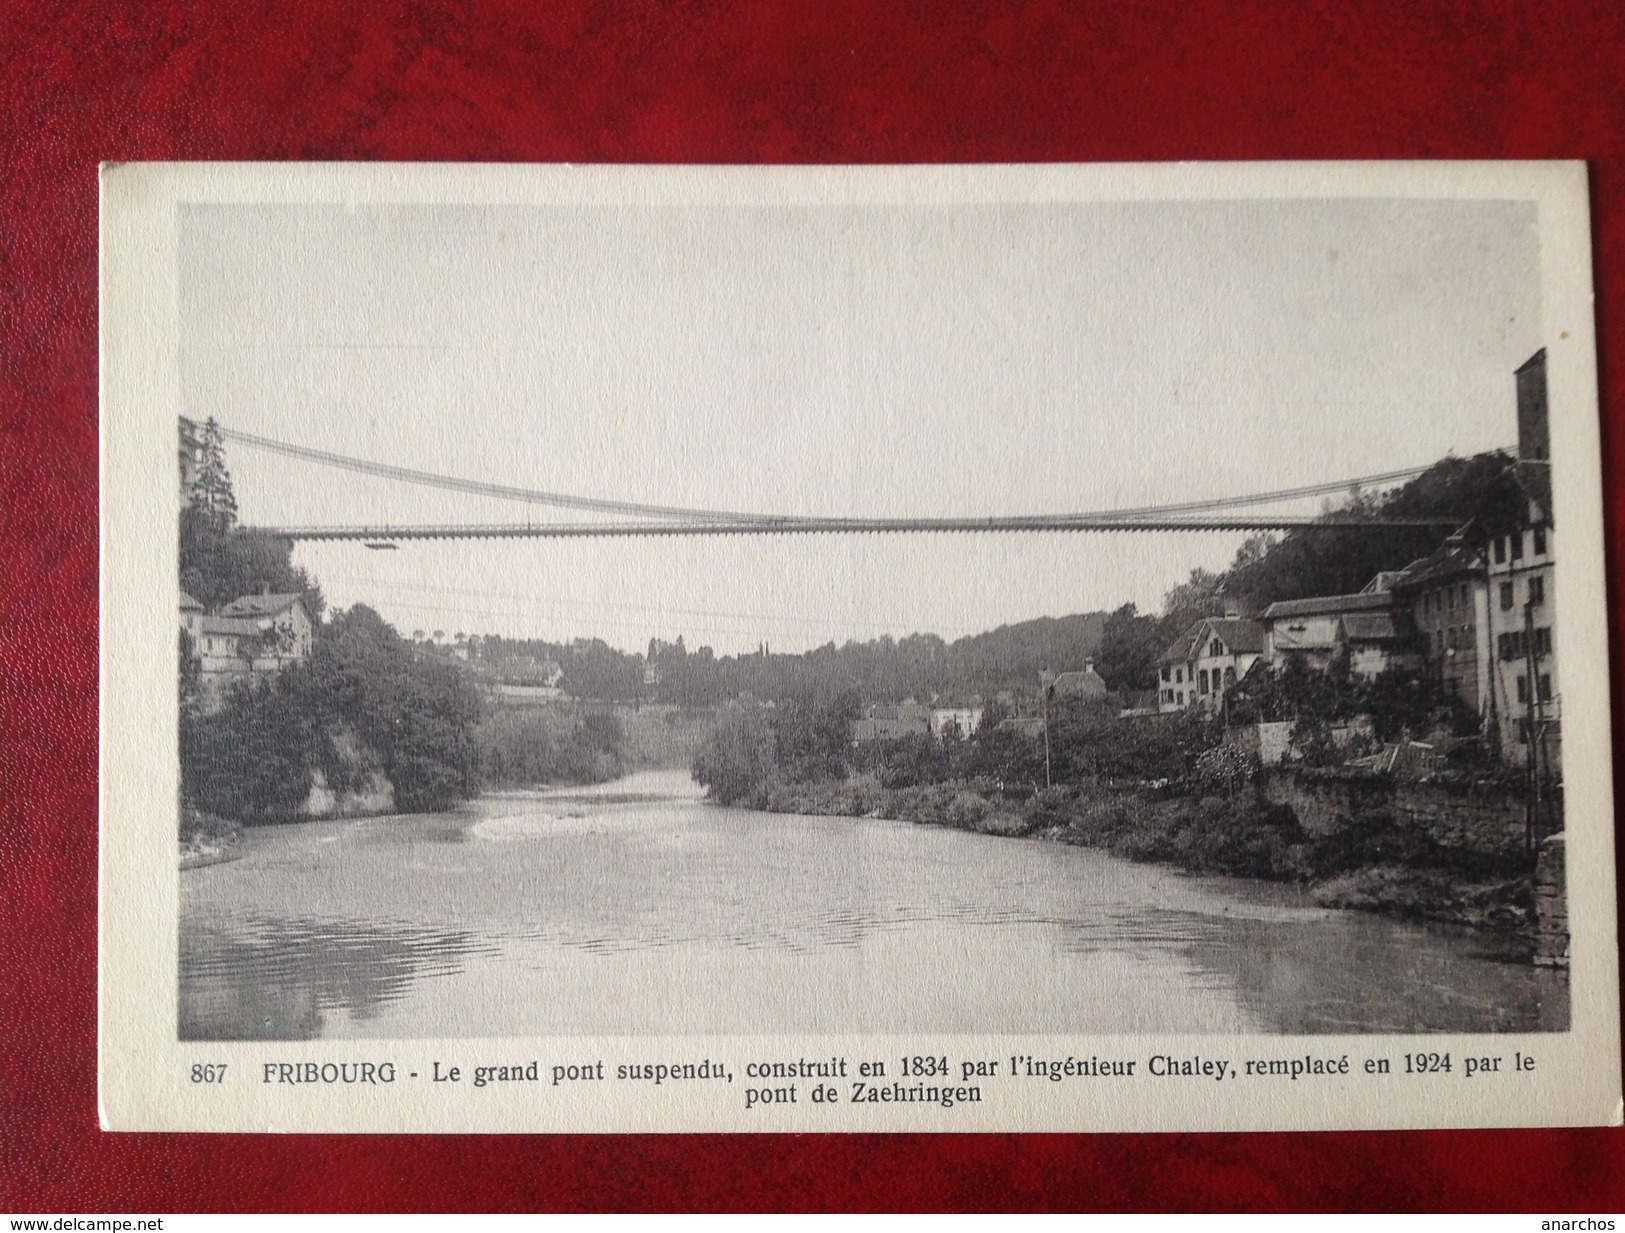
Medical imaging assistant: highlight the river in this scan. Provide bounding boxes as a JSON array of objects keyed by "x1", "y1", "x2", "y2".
[{"x1": 179, "y1": 769, "x2": 1567, "y2": 1040}]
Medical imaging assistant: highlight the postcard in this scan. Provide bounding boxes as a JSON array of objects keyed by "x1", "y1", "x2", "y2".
[{"x1": 100, "y1": 161, "x2": 1620, "y2": 1131}]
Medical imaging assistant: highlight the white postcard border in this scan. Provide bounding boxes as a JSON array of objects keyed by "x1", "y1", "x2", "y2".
[{"x1": 100, "y1": 161, "x2": 1620, "y2": 1133}]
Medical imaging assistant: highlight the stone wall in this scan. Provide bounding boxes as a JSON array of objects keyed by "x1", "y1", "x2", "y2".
[
  {"x1": 1391, "y1": 778, "x2": 1533, "y2": 865},
  {"x1": 1259, "y1": 767, "x2": 1390, "y2": 838},
  {"x1": 1261, "y1": 767, "x2": 1538, "y2": 864},
  {"x1": 1535, "y1": 833, "x2": 1568, "y2": 966},
  {"x1": 1227, "y1": 719, "x2": 1363, "y2": 767}
]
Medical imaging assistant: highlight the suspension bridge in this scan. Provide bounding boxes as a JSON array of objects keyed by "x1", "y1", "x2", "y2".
[{"x1": 222, "y1": 426, "x2": 1474, "y2": 545}]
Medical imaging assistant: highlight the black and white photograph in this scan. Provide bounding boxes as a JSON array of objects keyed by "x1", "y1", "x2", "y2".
[{"x1": 100, "y1": 163, "x2": 1619, "y2": 1132}]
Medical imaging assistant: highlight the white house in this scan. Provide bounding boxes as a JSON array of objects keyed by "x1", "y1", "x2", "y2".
[
  {"x1": 929, "y1": 706, "x2": 983, "y2": 740},
  {"x1": 182, "y1": 590, "x2": 314, "y2": 707},
  {"x1": 1157, "y1": 617, "x2": 1263, "y2": 713}
]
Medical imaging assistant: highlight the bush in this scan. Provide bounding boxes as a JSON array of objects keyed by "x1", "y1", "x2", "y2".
[
  {"x1": 1050, "y1": 703, "x2": 1219, "y2": 783},
  {"x1": 856, "y1": 732, "x2": 948, "y2": 788},
  {"x1": 479, "y1": 706, "x2": 626, "y2": 788},
  {"x1": 692, "y1": 703, "x2": 776, "y2": 805},
  {"x1": 1191, "y1": 744, "x2": 1259, "y2": 794},
  {"x1": 946, "y1": 791, "x2": 991, "y2": 828}
]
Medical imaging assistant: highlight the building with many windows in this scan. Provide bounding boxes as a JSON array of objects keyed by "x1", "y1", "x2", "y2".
[
  {"x1": 1392, "y1": 533, "x2": 1491, "y2": 715},
  {"x1": 1156, "y1": 616, "x2": 1264, "y2": 713},
  {"x1": 1488, "y1": 349, "x2": 1558, "y2": 772},
  {"x1": 1487, "y1": 516, "x2": 1557, "y2": 768},
  {"x1": 1258, "y1": 579, "x2": 1420, "y2": 680}
]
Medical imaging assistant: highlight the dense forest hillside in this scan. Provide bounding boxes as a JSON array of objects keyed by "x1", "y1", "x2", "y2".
[{"x1": 475, "y1": 611, "x2": 1109, "y2": 707}]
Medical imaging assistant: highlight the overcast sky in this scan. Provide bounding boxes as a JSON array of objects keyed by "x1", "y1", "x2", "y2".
[{"x1": 178, "y1": 195, "x2": 1541, "y2": 654}]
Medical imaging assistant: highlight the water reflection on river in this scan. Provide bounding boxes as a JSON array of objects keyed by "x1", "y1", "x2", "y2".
[{"x1": 179, "y1": 770, "x2": 1567, "y2": 1040}]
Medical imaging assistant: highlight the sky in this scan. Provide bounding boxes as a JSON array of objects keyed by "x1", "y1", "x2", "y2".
[{"x1": 178, "y1": 194, "x2": 1542, "y2": 654}]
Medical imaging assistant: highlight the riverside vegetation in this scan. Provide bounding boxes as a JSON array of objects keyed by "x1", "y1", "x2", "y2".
[{"x1": 691, "y1": 678, "x2": 1542, "y2": 949}]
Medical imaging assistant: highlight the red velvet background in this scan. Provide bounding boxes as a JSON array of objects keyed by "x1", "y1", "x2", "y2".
[{"x1": 3, "y1": 0, "x2": 1623, "y2": 1212}]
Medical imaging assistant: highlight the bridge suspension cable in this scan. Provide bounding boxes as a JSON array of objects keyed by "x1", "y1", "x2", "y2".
[
  {"x1": 222, "y1": 425, "x2": 1464, "y2": 530},
  {"x1": 247, "y1": 513, "x2": 1465, "y2": 543}
]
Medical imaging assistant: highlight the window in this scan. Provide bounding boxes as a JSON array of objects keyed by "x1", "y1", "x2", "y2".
[
  {"x1": 1211, "y1": 639, "x2": 1224, "y2": 656},
  {"x1": 1538, "y1": 674, "x2": 1552, "y2": 702},
  {"x1": 1175, "y1": 668, "x2": 1183, "y2": 684},
  {"x1": 1498, "y1": 632, "x2": 1531, "y2": 662},
  {"x1": 1224, "y1": 667, "x2": 1236, "y2": 687},
  {"x1": 1534, "y1": 627, "x2": 1552, "y2": 656},
  {"x1": 1176, "y1": 691, "x2": 1184, "y2": 705},
  {"x1": 1446, "y1": 587, "x2": 1455, "y2": 610},
  {"x1": 1516, "y1": 675, "x2": 1528, "y2": 703},
  {"x1": 1529, "y1": 575, "x2": 1545, "y2": 607},
  {"x1": 1500, "y1": 582, "x2": 1514, "y2": 612},
  {"x1": 1463, "y1": 623, "x2": 1475, "y2": 648},
  {"x1": 1459, "y1": 584, "x2": 1469, "y2": 607},
  {"x1": 1160, "y1": 667, "x2": 1170, "y2": 683},
  {"x1": 1494, "y1": 536, "x2": 1507, "y2": 564},
  {"x1": 1200, "y1": 670, "x2": 1210, "y2": 694},
  {"x1": 1436, "y1": 630, "x2": 1445, "y2": 653},
  {"x1": 1511, "y1": 531, "x2": 1524, "y2": 561},
  {"x1": 1534, "y1": 526, "x2": 1547, "y2": 556}
]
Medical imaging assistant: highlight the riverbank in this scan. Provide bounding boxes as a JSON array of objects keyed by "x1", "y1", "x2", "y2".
[
  {"x1": 752, "y1": 775, "x2": 1538, "y2": 949},
  {"x1": 179, "y1": 803, "x2": 243, "y2": 870}
]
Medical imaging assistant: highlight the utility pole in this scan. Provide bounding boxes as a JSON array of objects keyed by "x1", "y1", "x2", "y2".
[
  {"x1": 1523, "y1": 596, "x2": 1543, "y2": 859},
  {"x1": 1042, "y1": 682, "x2": 1053, "y2": 790}
]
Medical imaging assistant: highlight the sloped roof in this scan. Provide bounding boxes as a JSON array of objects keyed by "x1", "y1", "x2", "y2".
[
  {"x1": 1362, "y1": 570, "x2": 1408, "y2": 593},
  {"x1": 1269, "y1": 624, "x2": 1341, "y2": 652},
  {"x1": 1051, "y1": 668, "x2": 1107, "y2": 696},
  {"x1": 1261, "y1": 590, "x2": 1394, "y2": 620},
  {"x1": 1340, "y1": 613, "x2": 1408, "y2": 642},
  {"x1": 1392, "y1": 541, "x2": 1481, "y2": 590},
  {"x1": 1157, "y1": 621, "x2": 1206, "y2": 664},
  {"x1": 867, "y1": 703, "x2": 929, "y2": 722},
  {"x1": 1199, "y1": 617, "x2": 1264, "y2": 655},
  {"x1": 197, "y1": 615, "x2": 262, "y2": 638},
  {"x1": 179, "y1": 590, "x2": 203, "y2": 612},
  {"x1": 221, "y1": 593, "x2": 305, "y2": 618}
]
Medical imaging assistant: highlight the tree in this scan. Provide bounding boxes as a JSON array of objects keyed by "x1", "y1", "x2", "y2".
[
  {"x1": 1220, "y1": 451, "x2": 1524, "y2": 609},
  {"x1": 1095, "y1": 602, "x2": 1164, "y2": 692},
  {"x1": 1163, "y1": 568, "x2": 1227, "y2": 624},
  {"x1": 772, "y1": 686, "x2": 860, "y2": 782},
  {"x1": 185, "y1": 417, "x2": 239, "y2": 532},
  {"x1": 692, "y1": 702, "x2": 776, "y2": 805},
  {"x1": 178, "y1": 420, "x2": 324, "y2": 617},
  {"x1": 178, "y1": 629, "x2": 201, "y2": 714}
]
